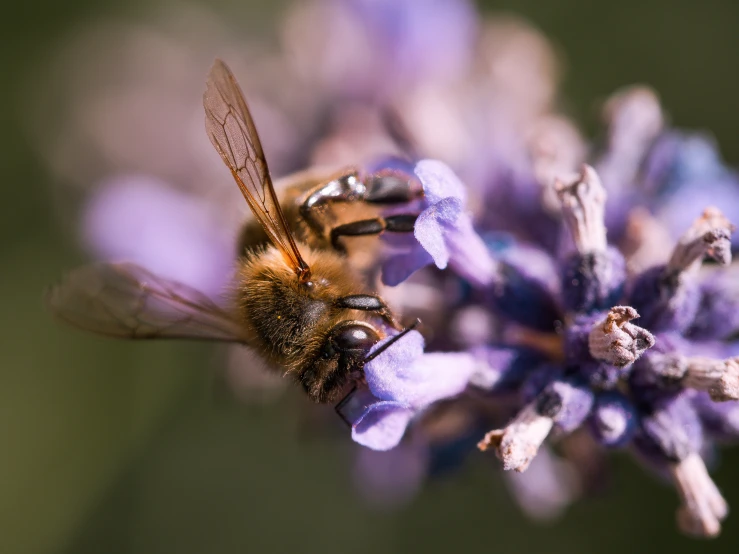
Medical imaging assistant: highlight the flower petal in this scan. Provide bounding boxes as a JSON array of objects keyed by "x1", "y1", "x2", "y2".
[
  {"x1": 414, "y1": 196, "x2": 463, "y2": 269},
  {"x1": 414, "y1": 158, "x2": 467, "y2": 204},
  {"x1": 351, "y1": 401, "x2": 415, "y2": 451},
  {"x1": 364, "y1": 331, "x2": 477, "y2": 407},
  {"x1": 381, "y1": 246, "x2": 434, "y2": 287}
]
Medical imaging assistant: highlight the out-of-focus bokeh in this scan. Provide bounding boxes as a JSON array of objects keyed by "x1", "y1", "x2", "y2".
[{"x1": 2, "y1": 0, "x2": 739, "y2": 553}]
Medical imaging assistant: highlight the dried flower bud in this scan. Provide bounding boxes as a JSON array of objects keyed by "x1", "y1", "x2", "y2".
[
  {"x1": 478, "y1": 404, "x2": 553, "y2": 472},
  {"x1": 671, "y1": 453, "x2": 728, "y2": 538},
  {"x1": 683, "y1": 357, "x2": 739, "y2": 402},
  {"x1": 588, "y1": 306, "x2": 655, "y2": 367},
  {"x1": 556, "y1": 164, "x2": 607, "y2": 254},
  {"x1": 629, "y1": 208, "x2": 734, "y2": 333},
  {"x1": 479, "y1": 380, "x2": 593, "y2": 471},
  {"x1": 667, "y1": 207, "x2": 734, "y2": 276}
]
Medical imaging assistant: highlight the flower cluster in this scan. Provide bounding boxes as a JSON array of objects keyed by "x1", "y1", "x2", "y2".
[
  {"x1": 339, "y1": 159, "x2": 739, "y2": 537},
  {"x1": 34, "y1": 0, "x2": 739, "y2": 538}
]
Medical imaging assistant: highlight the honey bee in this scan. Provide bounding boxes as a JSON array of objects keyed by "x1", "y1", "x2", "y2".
[{"x1": 47, "y1": 60, "x2": 423, "y2": 404}]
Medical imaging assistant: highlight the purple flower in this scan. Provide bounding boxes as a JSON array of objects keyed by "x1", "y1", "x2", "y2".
[
  {"x1": 283, "y1": 0, "x2": 476, "y2": 102},
  {"x1": 341, "y1": 329, "x2": 478, "y2": 450},
  {"x1": 82, "y1": 174, "x2": 235, "y2": 297},
  {"x1": 463, "y1": 164, "x2": 738, "y2": 536},
  {"x1": 346, "y1": 0, "x2": 477, "y2": 86},
  {"x1": 382, "y1": 159, "x2": 497, "y2": 287}
]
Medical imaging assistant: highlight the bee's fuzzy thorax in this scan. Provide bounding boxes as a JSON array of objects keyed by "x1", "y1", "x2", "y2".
[{"x1": 233, "y1": 242, "x2": 382, "y2": 402}]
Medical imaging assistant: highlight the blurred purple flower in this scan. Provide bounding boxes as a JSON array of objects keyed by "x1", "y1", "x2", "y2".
[
  {"x1": 284, "y1": 0, "x2": 476, "y2": 101},
  {"x1": 82, "y1": 174, "x2": 234, "y2": 297}
]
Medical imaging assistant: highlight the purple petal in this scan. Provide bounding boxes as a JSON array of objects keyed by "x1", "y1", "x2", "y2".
[
  {"x1": 414, "y1": 159, "x2": 467, "y2": 205},
  {"x1": 380, "y1": 244, "x2": 434, "y2": 287},
  {"x1": 364, "y1": 331, "x2": 477, "y2": 407},
  {"x1": 414, "y1": 196, "x2": 463, "y2": 268},
  {"x1": 351, "y1": 401, "x2": 415, "y2": 451},
  {"x1": 366, "y1": 330, "x2": 426, "y2": 389},
  {"x1": 445, "y1": 217, "x2": 499, "y2": 287},
  {"x1": 380, "y1": 159, "x2": 496, "y2": 287}
]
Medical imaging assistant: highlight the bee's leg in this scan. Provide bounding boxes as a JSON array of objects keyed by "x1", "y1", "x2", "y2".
[
  {"x1": 299, "y1": 171, "x2": 367, "y2": 236},
  {"x1": 329, "y1": 214, "x2": 417, "y2": 253},
  {"x1": 335, "y1": 294, "x2": 402, "y2": 330},
  {"x1": 362, "y1": 173, "x2": 422, "y2": 205},
  {"x1": 299, "y1": 171, "x2": 423, "y2": 235}
]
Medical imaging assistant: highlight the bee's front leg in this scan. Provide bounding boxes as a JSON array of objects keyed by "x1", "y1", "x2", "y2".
[
  {"x1": 362, "y1": 172, "x2": 423, "y2": 204},
  {"x1": 335, "y1": 293, "x2": 402, "y2": 330},
  {"x1": 329, "y1": 214, "x2": 418, "y2": 254}
]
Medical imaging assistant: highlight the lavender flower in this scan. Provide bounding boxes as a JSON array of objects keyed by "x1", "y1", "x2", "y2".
[
  {"x1": 370, "y1": 163, "x2": 739, "y2": 537},
  {"x1": 82, "y1": 174, "x2": 234, "y2": 296}
]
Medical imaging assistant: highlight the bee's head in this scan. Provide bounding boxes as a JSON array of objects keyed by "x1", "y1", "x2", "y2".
[{"x1": 300, "y1": 321, "x2": 380, "y2": 403}]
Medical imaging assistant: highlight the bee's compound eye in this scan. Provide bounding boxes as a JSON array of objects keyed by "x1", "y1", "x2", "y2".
[{"x1": 331, "y1": 324, "x2": 380, "y2": 352}]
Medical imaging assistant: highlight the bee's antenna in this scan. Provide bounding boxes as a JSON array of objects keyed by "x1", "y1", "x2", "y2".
[{"x1": 363, "y1": 318, "x2": 421, "y2": 365}]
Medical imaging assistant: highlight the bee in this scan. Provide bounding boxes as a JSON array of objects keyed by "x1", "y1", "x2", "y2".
[{"x1": 47, "y1": 59, "x2": 423, "y2": 404}]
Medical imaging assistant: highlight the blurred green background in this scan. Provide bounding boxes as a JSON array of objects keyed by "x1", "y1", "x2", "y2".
[{"x1": 2, "y1": 0, "x2": 739, "y2": 553}]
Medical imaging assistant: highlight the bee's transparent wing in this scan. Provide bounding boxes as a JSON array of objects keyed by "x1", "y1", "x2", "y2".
[
  {"x1": 46, "y1": 263, "x2": 246, "y2": 342},
  {"x1": 204, "y1": 59, "x2": 311, "y2": 281}
]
